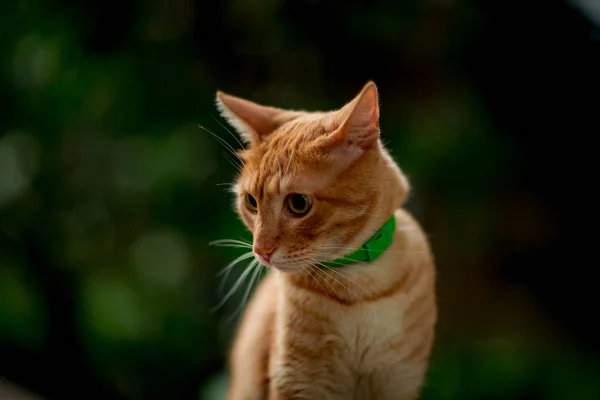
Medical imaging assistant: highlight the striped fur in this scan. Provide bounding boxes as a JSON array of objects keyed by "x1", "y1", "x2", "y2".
[{"x1": 216, "y1": 82, "x2": 437, "y2": 400}]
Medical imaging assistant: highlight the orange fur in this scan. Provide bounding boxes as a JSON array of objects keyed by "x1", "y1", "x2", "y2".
[{"x1": 215, "y1": 82, "x2": 437, "y2": 400}]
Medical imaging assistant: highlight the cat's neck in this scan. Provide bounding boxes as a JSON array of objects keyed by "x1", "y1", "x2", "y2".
[
  {"x1": 282, "y1": 209, "x2": 417, "y2": 305},
  {"x1": 343, "y1": 145, "x2": 406, "y2": 253}
]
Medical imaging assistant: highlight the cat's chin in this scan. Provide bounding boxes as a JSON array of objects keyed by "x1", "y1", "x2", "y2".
[
  {"x1": 271, "y1": 264, "x2": 303, "y2": 274},
  {"x1": 270, "y1": 260, "x2": 330, "y2": 275}
]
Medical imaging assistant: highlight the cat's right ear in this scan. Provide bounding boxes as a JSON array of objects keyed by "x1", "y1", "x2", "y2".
[
  {"x1": 311, "y1": 81, "x2": 381, "y2": 165},
  {"x1": 215, "y1": 91, "x2": 302, "y2": 146}
]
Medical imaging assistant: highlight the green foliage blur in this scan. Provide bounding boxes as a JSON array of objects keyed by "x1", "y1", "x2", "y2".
[{"x1": 0, "y1": 0, "x2": 599, "y2": 399}]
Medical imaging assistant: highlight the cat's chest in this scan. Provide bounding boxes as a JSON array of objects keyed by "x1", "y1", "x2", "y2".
[
  {"x1": 334, "y1": 296, "x2": 406, "y2": 366},
  {"x1": 282, "y1": 287, "x2": 407, "y2": 370}
]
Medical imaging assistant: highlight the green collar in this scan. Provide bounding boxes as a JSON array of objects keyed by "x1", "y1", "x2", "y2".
[{"x1": 321, "y1": 215, "x2": 396, "y2": 267}]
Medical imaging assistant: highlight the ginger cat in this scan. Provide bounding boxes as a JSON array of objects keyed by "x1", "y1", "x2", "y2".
[{"x1": 214, "y1": 81, "x2": 437, "y2": 400}]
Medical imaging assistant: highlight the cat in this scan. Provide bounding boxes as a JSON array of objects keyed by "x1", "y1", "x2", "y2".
[{"x1": 213, "y1": 81, "x2": 437, "y2": 400}]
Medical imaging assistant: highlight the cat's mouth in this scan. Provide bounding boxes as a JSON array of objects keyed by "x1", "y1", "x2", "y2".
[
  {"x1": 271, "y1": 264, "x2": 300, "y2": 273},
  {"x1": 257, "y1": 258, "x2": 298, "y2": 273},
  {"x1": 264, "y1": 256, "x2": 329, "y2": 274},
  {"x1": 254, "y1": 249, "x2": 338, "y2": 274},
  {"x1": 254, "y1": 253, "x2": 294, "y2": 272},
  {"x1": 254, "y1": 253, "x2": 272, "y2": 266}
]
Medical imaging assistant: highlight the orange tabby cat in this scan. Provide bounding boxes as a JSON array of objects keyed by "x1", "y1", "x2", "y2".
[{"x1": 214, "y1": 81, "x2": 437, "y2": 400}]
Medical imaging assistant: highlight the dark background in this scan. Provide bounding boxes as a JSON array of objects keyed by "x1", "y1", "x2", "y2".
[{"x1": 0, "y1": 0, "x2": 599, "y2": 399}]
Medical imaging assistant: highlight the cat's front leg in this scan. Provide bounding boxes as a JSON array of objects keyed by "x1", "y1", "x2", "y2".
[
  {"x1": 368, "y1": 363, "x2": 428, "y2": 400},
  {"x1": 227, "y1": 275, "x2": 277, "y2": 400},
  {"x1": 268, "y1": 376, "x2": 347, "y2": 400},
  {"x1": 267, "y1": 357, "x2": 352, "y2": 400}
]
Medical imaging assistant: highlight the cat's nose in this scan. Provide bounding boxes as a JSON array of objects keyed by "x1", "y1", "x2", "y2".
[{"x1": 254, "y1": 246, "x2": 276, "y2": 262}]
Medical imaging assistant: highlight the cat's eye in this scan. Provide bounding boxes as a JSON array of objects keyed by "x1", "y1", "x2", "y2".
[
  {"x1": 286, "y1": 194, "x2": 312, "y2": 216},
  {"x1": 244, "y1": 193, "x2": 258, "y2": 213}
]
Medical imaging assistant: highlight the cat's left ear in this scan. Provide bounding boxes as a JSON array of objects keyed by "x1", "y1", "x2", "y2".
[
  {"x1": 215, "y1": 91, "x2": 302, "y2": 146},
  {"x1": 324, "y1": 81, "x2": 381, "y2": 162}
]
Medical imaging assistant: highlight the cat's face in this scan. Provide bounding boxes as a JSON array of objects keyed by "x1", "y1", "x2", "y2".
[{"x1": 216, "y1": 82, "x2": 408, "y2": 273}]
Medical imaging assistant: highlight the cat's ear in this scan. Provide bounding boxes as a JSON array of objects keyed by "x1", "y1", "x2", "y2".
[
  {"x1": 324, "y1": 81, "x2": 381, "y2": 162},
  {"x1": 215, "y1": 91, "x2": 302, "y2": 145}
]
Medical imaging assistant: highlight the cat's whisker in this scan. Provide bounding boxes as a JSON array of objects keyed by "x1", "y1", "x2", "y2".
[
  {"x1": 307, "y1": 263, "x2": 345, "y2": 299},
  {"x1": 304, "y1": 263, "x2": 333, "y2": 294},
  {"x1": 210, "y1": 242, "x2": 253, "y2": 249},
  {"x1": 216, "y1": 181, "x2": 237, "y2": 193},
  {"x1": 212, "y1": 243, "x2": 253, "y2": 250},
  {"x1": 228, "y1": 262, "x2": 264, "y2": 321},
  {"x1": 216, "y1": 182, "x2": 234, "y2": 188},
  {"x1": 305, "y1": 258, "x2": 361, "y2": 298},
  {"x1": 301, "y1": 263, "x2": 333, "y2": 300},
  {"x1": 198, "y1": 123, "x2": 244, "y2": 163},
  {"x1": 212, "y1": 259, "x2": 258, "y2": 312},
  {"x1": 198, "y1": 123, "x2": 246, "y2": 170},
  {"x1": 313, "y1": 249, "x2": 379, "y2": 264},
  {"x1": 215, "y1": 251, "x2": 255, "y2": 294},
  {"x1": 317, "y1": 247, "x2": 426, "y2": 258},
  {"x1": 302, "y1": 245, "x2": 360, "y2": 254},
  {"x1": 210, "y1": 238, "x2": 252, "y2": 244},
  {"x1": 222, "y1": 151, "x2": 244, "y2": 174},
  {"x1": 305, "y1": 244, "x2": 420, "y2": 257},
  {"x1": 285, "y1": 147, "x2": 296, "y2": 176},
  {"x1": 277, "y1": 158, "x2": 284, "y2": 178},
  {"x1": 210, "y1": 113, "x2": 246, "y2": 151},
  {"x1": 305, "y1": 263, "x2": 338, "y2": 301},
  {"x1": 209, "y1": 238, "x2": 252, "y2": 248},
  {"x1": 210, "y1": 113, "x2": 258, "y2": 176},
  {"x1": 210, "y1": 238, "x2": 253, "y2": 247},
  {"x1": 310, "y1": 255, "x2": 372, "y2": 297}
]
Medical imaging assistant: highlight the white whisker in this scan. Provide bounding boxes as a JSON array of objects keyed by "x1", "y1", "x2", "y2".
[
  {"x1": 308, "y1": 263, "x2": 342, "y2": 298},
  {"x1": 209, "y1": 238, "x2": 253, "y2": 247},
  {"x1": 198, "y1": 124, "x2": 246, "y2": 171},
  {"x1": 221, "y1": 151, "x2": 243, "y2": 173},
  {"x1": 229, "y1": 262, "x2": 264, "y2": 321},
  {"x1": 210, "y1": 242, "x2": 252, "y2": 248},
  {"x1": 211, "y1": 113, "x2": 246, "y2": 151},
  {"x1": 285, "y1": 147, "x2": 295, "y2": 176},
  {"x1": 305, "y1": 258, "x2": 360, "y2": 298},
  {"x1": 316, "y1": 260, "x2": 370, "y2": 297},
  {"x1": 217, "y1": 251, "x2": 254, "y2": 280},
  {"x1": 303, "y1": 263, "x2": 335, "y2": 301},
  {"x1": 212, "y1": 259, "x2": 258, "y2": 312}
]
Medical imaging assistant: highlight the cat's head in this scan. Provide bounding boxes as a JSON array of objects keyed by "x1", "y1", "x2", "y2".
[{"x1": 215, "y1": 82, "x2": 409, "y2": 273}]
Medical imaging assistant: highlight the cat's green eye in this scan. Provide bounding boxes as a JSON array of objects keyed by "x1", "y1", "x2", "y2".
[
  {"x1": 286, "y1": 194, "x2": 312, "y2": 216},
  {"x1": 244, "y1": 193, "x2": 258, "y2": 213}
]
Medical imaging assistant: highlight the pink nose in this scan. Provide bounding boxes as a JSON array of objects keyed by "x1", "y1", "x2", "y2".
[{"x1": 254, "y1": 246, "x2": 275, "y2": 262}]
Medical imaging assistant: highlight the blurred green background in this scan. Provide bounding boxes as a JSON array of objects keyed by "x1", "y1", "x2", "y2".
[{"x1": 1, "y1": 0, "x2": 599, "y2": 399}]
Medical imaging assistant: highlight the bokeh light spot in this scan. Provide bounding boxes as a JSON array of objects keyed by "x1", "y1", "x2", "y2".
[
  {"x1": 131, "y1": 229, "x2": 190, "y2": 290},
  {"x1": 13, "y1": 34, "x2": 60, "y2": 88},
  {"x1": 81, "y1": 276, "x2": 151, "y2": 341},
  {"x1": 0, "y1": 131, "x2": 39, "y2": 208}
]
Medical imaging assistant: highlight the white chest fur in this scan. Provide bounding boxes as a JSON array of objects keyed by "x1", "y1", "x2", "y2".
[
  {"x1": 279, "y1": 274, "x2": 408, "y2": 371},
  {"x1": 272, "y1": 278, "x2": 415, "y2": 400},
  {"x1": 334, "y1": 294, "x2": 406, "y2": 368}
]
